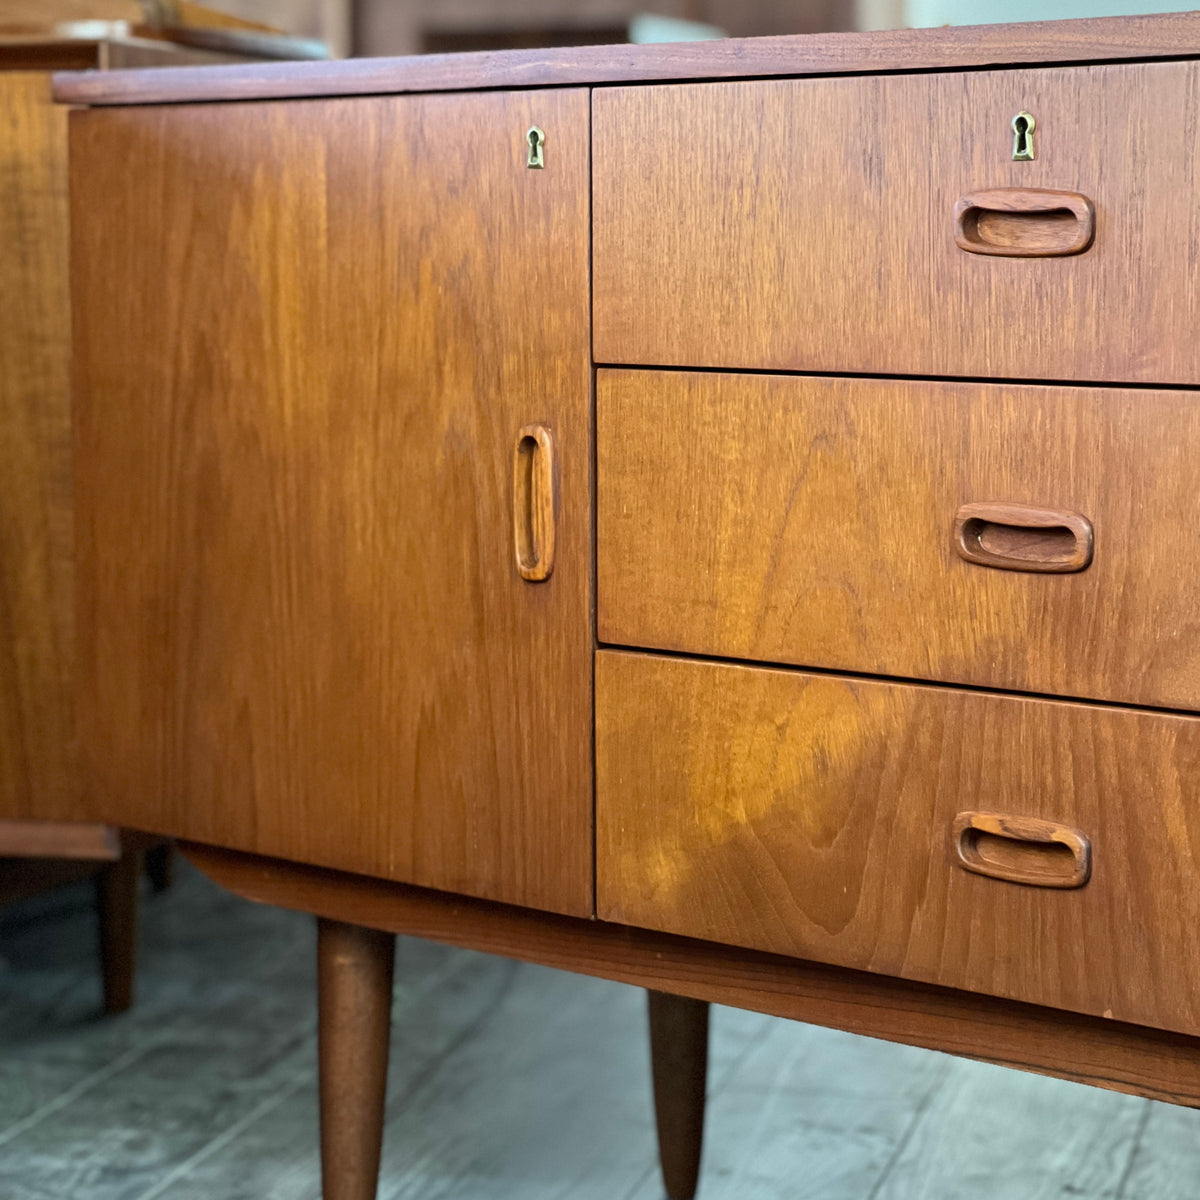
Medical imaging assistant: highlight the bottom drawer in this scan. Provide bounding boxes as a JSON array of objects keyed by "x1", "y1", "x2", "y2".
[{"x1": 596, "y1": 650, "x2": 1200, "y2": 1036}]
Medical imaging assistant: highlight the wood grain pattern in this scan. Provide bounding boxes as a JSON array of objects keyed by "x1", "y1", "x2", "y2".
[
  {"x1": 597, "y1": 370, "x2": 1200, "y2": 710},
  {"x1": 0, "y1": 72, "x2": 77, "y2": 824},
  {"x1": 594, "y1": 61, "x2": 1200, "y2": 384},
  {"x1": 596, "y1": 650, "x2": 1200, "y2": 1037},
  {"x1": 71, "y1": 92, "x2": 594, "y2": 916},
  {"x1": 51, "y1": 11, "x2": 1200, "y2": 106},
  {"x1": 0, "y1": 37, "x2": 324, "y2": 840},
  {"x1": 184, "y1": 841, "x2": 1200, "y2": 1109}
]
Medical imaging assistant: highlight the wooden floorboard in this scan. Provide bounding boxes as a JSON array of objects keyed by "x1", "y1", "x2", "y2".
[
  {"x1": 146, "y1": 949, "x2": 503, "y2": 1200},
  {"x1": 625, "y1": 1010, "x2": 949, "y2": 1200},
  {"x1": 1118, "y1": 1101, "x2": 1200, "y2": 1200},
  {"x1": 2, "y1": 862, "x2": 1199, "y2": 1197},
  {"x1": 872, "y1": 1058, "x2": 1145, "y2": 1200}
]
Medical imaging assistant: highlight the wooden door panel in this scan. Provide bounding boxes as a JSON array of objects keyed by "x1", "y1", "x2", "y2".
[
  {"x1": 71, "y1": 91, "x2": 592, "y2": 915},
  {"x1": 594, "y1": 62, "x2": 1200, "y2": 384},
  {"x1": 597, "y1": 650, "x2": 1200, "y2": 1037}
]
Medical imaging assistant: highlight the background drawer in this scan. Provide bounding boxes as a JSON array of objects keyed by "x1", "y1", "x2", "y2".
[
  {"x1": 598, "y1": 369, "x2": 1200, "y2": 711},
  {"x1": 597, "y1": 650, "x2": 1200, "y2": 1036},
  {"x1": 594, "y1": 62, "x2": 1200, "y2": 384}
]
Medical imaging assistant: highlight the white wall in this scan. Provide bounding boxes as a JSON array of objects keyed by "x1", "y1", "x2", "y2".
[{"x1": 906, "y1": 0, "x2": 1200, "y2": 26}]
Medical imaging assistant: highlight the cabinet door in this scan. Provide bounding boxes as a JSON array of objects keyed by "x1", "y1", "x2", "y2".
[{"x1": 71, "y1": 91, "x2": 592, "y2": 916}]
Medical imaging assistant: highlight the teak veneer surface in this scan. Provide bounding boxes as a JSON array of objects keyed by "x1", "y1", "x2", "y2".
[
  {"x1": 593, "y1": 61, "x2": 1200, "y2": 385},
  {"x1": 51, "y1": 11, "x2": 1200, "y2": 106},
  {"x1": 185, "y1": 840, "x2": 1200, "y2": 1110},
  {"x1": 0, "y1": 72, "x2": 76, "y2": 823},
  {"x1": 597, "y1": 370, "x2": 1200, "y2": 710},
  {"x1": 72, "y1": 92, "x2": 594, "y2": 916},
  {"x1": 596, "y1": 651, "x2": 1200, "y2": 1038}
]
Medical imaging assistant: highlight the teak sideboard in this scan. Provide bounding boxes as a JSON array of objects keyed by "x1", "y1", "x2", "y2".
[{"x1": 41, "y1": 10, "x2": 1200, "y2": 1197}]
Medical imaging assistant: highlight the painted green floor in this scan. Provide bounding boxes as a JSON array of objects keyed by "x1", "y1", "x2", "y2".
[{"x1": 2, "y1": 862, "x2": 1199, "y2": 1199}]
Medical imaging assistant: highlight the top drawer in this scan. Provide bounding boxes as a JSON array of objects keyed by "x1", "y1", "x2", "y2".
[{"x1": 594, "y1": 62, "x2": 1200, "y2": 385}]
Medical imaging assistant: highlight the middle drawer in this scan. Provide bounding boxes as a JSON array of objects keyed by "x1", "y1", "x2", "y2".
[{"x1": 598, "y1": 369, "x2": 1200, "y2": 710}]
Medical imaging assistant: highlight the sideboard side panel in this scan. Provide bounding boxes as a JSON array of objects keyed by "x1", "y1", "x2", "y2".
[{"x1": 0, "y1": 72, "x2": 76, "y2": 821}]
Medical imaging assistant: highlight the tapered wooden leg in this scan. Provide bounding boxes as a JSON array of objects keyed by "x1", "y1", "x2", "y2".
[
  {"x1": 95, "y1": 848, "x2": 143, "y2": 1014},
  {"x1": 647, "y1": 989, "x2": 710, "y2": 1200},
  {"x1": 318, "y1": 918, "x2": 396, "y2": 1200}
]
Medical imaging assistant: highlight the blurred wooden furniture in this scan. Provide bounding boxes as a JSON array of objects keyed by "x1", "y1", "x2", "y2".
[
  {"x1": 0, "y1": 20, "x2": 322, "y2": 1017},
  {"x1": 353, "y1": 0, "x2": 854, "y2": 56},
  {"x1": 55, "y1": 10, "x2": 1200, "y2": 1199},
  {"x1": 0, "y1": 1, "x2": 328, "y2": 64},
  {"x1": 0, "y1": 823, "x2": 167, "y2": 1012}
]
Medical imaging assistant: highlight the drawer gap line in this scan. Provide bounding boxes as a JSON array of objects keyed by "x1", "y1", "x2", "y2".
[
  {"x1": 593, "y1": 361, "x2": 1200, "y2": 396},
  {"x1": 596, "y1": 641, "x2": 1200, "y2": 721}
]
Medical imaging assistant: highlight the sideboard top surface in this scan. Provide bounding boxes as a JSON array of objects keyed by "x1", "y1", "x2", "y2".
[{"x1": 52, "y1": 10, "x2": 1200, "y2": 108}]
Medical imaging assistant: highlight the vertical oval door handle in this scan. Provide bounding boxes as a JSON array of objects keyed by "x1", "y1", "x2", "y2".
[{"x1": 513, "y1": 423, "x2": 557, "y2": 582}]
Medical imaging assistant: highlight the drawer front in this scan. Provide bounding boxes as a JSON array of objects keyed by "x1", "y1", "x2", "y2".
[
  {"x1": 598, "y1": 369, "x2": 1200, "y2": 711},
  {"x1": 594, "y1": 62, "x2": 1200, "y2": 384},
  {"x1": 597, "y1": 650, "x2": 1200, "y2": 1035}
]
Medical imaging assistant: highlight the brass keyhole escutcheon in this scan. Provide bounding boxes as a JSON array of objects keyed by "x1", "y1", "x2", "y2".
[
  {"x1": 1012, "y1": 111, "x2": 1036, "y2": 161},
  {"x1": 526, "y1": 125, "x2": 545, "y2": 169}
]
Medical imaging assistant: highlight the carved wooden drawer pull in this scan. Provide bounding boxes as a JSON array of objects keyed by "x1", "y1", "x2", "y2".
[
  {"x1": 954, "y1": 502, "x2": 1093, "y2": 574},
  {"x1": 513, "y1": 423, "x2": 557, "y2": 582},
  {"x1": 953, "y1": 187, "x2": 1095, "y2": 258},
  {"x1": 952, "y1": 811, "x2": 1091, "y2": 889}
]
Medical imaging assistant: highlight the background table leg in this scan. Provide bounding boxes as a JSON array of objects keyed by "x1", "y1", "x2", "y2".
[{"x1": 95, "y1": 847, "x2": 143, "y2": 1015}]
